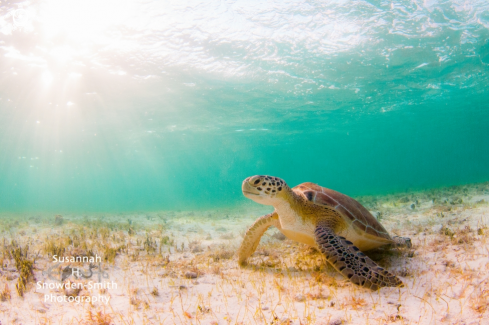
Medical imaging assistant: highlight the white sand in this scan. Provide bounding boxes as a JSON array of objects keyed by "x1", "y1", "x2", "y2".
[{"x1": 1, "y1": 183, "x2": 489, "y2": 324}]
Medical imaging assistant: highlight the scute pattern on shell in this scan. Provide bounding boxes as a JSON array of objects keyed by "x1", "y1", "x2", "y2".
[{"x1": 293, "y1": 182, "x2": 391, "y2": 240}]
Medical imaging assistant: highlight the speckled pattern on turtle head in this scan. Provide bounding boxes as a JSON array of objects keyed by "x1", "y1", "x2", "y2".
[{"x1": 238, "y1": 175, "x2": 412, "y2": 290}]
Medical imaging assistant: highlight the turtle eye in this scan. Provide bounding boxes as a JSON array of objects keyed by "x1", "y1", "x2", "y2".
[{"x1": 253, "y1": 179, "x2": 261, "y2": 185}]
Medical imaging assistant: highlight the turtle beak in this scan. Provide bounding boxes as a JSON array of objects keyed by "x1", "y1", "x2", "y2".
[
  {"x1": 242, "y1": 175, "x2": 263, "y2": 196},
  {"x1": 242, "y1": 175, "x2": 286, "y2": 206}
]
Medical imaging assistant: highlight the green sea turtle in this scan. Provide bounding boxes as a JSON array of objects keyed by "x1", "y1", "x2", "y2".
[{"x1": 238, "y1": 175, "x2": 412, "y2": 290}]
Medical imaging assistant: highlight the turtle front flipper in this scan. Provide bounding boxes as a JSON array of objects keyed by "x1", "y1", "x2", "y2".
[
  {"x1": 238, "y1": 212, "x2": 281, "y2": 266},
  {"x1": 314, "y1": 225, "x2": 403, "y2": 290}
]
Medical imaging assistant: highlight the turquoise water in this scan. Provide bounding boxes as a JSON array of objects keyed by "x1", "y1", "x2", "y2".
[{"x1": 0, "y1": 0, "x2": 488, "y2": 212}]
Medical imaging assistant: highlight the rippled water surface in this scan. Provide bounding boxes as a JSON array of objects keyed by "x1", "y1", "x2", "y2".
[{"x1": 1, "y1": 0, "x2": 488, "y2": 211}]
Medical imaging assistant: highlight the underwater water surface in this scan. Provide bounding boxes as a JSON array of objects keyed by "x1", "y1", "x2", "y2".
[{"x1": 0, "y1": 0, "x2": 488, "y2": 212}]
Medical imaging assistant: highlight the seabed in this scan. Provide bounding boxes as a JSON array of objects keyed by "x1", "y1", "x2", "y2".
[{"x1": 1, "y1": 183, "x2": 489, "y2": 325}]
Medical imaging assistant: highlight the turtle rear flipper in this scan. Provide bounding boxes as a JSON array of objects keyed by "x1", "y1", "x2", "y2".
[
  {"x1": 392, "y1": 236, "x2": 412, "y2": 248},
  {"x1": 314, "y1": 225, "x2": 403, "y2": 290},
  {"x1": 237, "y1": 212, "x2": 282, "y2": 265}
]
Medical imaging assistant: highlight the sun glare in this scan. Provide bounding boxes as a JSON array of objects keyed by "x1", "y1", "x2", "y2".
[
  {"x1": 41, "y1": 70, "x2": 53, "y2": 85},
  {"x1": 40, "y1": 0, "x2": 131, "y2": 44},
  {"x1": 16, "y1": 0, "x2": 135, "y2": 91}
]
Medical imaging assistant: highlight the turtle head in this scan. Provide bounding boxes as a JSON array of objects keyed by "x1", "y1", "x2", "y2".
[{"x1": 242, "y1": 175, "x2": 290, "y2": 206}]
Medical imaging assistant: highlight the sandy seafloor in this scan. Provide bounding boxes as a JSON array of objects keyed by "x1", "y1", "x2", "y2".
[{"x1": 1, "y1": 183, "x2": 489, "y2": 325}]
